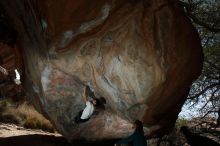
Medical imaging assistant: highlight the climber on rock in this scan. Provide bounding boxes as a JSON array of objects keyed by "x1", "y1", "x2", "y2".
[{"x1": 74, "y1": 85, "x2": 98, "y2": 124}]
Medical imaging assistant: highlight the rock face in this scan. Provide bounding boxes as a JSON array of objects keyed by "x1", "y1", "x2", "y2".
[{"x1": 0, "y1": 0, "x2": 203, "y2": 141}]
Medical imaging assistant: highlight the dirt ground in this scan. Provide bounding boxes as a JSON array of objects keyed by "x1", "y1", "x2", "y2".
[
  {"x1": 1, "y1": 122, "x2": 218, "y2": 146},
  {"x1": 0, "y1": 123, "x2": 117, "y2": 146}
]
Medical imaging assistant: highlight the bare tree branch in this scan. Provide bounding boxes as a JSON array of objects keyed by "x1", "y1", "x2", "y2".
[
  {"x1": 188, "y1": 83, "x2": 220, "y2": 100},
  {"x1": 200, "y1": 88, "x2": 219, "y2": 110},
  {"x1": 177, "y1": 1, "x2": 220, "y2": 33},
  {"x1": 200, "y1": 110, "x2": 218, "y2": 119}
]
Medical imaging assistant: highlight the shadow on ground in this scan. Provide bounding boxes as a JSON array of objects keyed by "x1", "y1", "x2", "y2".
[{"x1": 0, "y1": 135, "x2": 117, "y2": 146}]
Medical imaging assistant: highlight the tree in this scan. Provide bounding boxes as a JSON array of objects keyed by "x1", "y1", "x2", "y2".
[{"x1": 178, "y1": 0, "x2": 220, "y2": 127}]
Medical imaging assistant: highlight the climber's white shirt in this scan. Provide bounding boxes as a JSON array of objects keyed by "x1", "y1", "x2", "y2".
[{"x1": 80, "y1": 101, "x2": 94, "y2": 119}]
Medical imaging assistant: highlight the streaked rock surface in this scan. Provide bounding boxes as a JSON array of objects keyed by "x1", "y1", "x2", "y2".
[{"x1": 0, "y1": 0, "x2": 203, "y2": 141}]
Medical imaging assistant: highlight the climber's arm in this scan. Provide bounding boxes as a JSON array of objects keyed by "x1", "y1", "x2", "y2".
[{"x1": 83, "y1": 87, "x2": 88, "y2": 103}]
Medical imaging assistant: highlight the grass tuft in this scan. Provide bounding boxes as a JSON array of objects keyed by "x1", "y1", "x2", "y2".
[{"x1": 0, "y1": 99, "x2": 55, "y2": 133}]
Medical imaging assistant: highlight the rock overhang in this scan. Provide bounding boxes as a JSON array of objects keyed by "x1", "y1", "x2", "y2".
[{"x1": 0, "y1": 0, "x2": 203, "y2": 141}]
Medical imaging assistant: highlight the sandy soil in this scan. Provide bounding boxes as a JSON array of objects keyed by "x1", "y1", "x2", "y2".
[
  {"x1": 0, "y1": 123, "x2": 61, "y2": 138},
  {"x1": 0, "y1": 123, "x2": 117, "y2": 146}
]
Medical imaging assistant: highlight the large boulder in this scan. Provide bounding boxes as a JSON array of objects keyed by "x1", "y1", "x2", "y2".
[{"x1": 0, "y1": 0, "x2": 203, "y2": 141}]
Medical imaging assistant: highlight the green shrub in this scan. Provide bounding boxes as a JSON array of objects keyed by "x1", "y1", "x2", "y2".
[{"x1": 176, "y1": 118, "x2": 190, "y2": 129}]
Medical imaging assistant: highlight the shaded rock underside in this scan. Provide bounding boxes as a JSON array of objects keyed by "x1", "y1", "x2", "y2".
[{"x1": 0, "y1": 0, "x2": 203, "y2": 141}]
